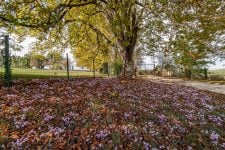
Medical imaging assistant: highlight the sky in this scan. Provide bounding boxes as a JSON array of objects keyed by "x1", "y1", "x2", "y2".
[
  {"x1": 143, "y1": 56, "x2": 225, "y2": 70},
  {"x1": 208, "y1": 59, "x2": 225, "y2": 70},
  {"x1": 20, "y1": 37, "x2": 75, "y2": 61}
]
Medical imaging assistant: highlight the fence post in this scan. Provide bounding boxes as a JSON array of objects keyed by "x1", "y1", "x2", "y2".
[
  {"x1": 107, "y1": 62, "x2": 109, "y2": 78},
  {"x1": 204, "y1": 68, "x2": 208, "y2": 80},
  {"x1": 188, "y1": 69, "x2": 192, "y2": 79},
  {"x1": 93, "y1": 58, "x2": 95, "y2": 78},
  {"x1": 66, "y1": 53, "x2": 70, "y2": 80},
  {"x1": 153, "y1": 63, "x2": 156, "y2": 76},
  {"x1": 3, "y1": 35, "x2": 12, "y2": 87}
]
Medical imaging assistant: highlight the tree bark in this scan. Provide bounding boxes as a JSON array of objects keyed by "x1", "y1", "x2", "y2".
[
  {"x1": 119, "y1": 25, "x2": 138, "y2": 78},
  {"x1": 120, "y1": 46, "x2": 135, "y2": 78}
]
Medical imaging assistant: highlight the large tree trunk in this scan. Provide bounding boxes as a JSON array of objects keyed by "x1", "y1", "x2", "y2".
[
  {"x1": 120, "y1": 29, "x2": 138, "y2": 77},
  {"x1": 120, "y1": 46, "x2": 135, "y2": 78},
  {"x1": 117, "y1": 9, "x2": 139, "y2": 78}
]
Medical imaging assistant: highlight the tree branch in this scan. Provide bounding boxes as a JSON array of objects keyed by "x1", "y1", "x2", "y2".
[
  {"x1": 60, "y1": 0, "x2": 97, "y2": 8},
  {"x1": 65, "y1": 18, "x2": 114, "y2": 46},
  {"x1": 135, "y1": 0, "x2": 144, "y2": 7},
  {"x1": 0, "y1": 16, "x2": 40, "y2": 28}
]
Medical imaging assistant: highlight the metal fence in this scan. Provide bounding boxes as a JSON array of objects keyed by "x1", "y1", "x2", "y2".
[
  {"x1": 1, "y1": 35, "x2": 225, "y2": 87},
  {"x1": 170, "y1": 68, "x2": 208, "y2": 79},
  {"x1": 8, "y1": 52, "x2": 96, "y2": 79},
  {"x1": 152, "y1": 67, "x2": 225, "y2": 81},
  {"x1": 135, "y1": 60, "x2": 225, "y2": 81},
  {"x1": 0, "y1": 35, "x2": 107, "y2": 87},
  {"x1": 136, "y1": 63, "x2": 155, "y2": 75}
]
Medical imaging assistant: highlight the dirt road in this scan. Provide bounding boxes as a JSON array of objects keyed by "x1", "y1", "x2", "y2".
[{"x1": 146, "y1": 75, "x2": 225, "y2": 95}]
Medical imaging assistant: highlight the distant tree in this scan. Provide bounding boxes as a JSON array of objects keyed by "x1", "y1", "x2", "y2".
[
  {"x1": 21, "y1": 54, "x2": 31, "y2": 68},
  {"x1": 46, "y1": 51, "x2": 62, "y2": 63},
  {"x1": 143, "y1": 1, "x2": 225, "y2": 73},
  {"x1": 74, "y1": 46, "x2": 109, "y2": 70},
  {"x1": 11, "y1": 56, "x2": 20, "y2": 68},
  {"x1": 30, "y1": 52, "x2": 46, "y2": 69},
  {"x1": 167, "y1": 1, "x2": 220, "y2": 74},
  {"x1": 46, "y1": 51, "x2": 66, "y2": 70},
  {"x1": 11, "y1": 54, "x2": 31, "y2": 68}
]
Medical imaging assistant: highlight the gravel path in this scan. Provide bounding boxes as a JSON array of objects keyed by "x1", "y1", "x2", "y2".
[{"x1": 146, "y1": 75, "x2": 225, "y2": 95}]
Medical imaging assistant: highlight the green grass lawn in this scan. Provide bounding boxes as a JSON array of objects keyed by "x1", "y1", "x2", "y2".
[
  {"x1": 209, "y1": 69, "x2": 225, "y2": 76},
  {"x1": 0, "y1": 67, "x2": 105, "y2": 79}
]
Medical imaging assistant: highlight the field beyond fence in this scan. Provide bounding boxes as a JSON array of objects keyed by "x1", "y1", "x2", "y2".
[{"x1": 0, "y1": 67, "x2": 104, "y2": 80}]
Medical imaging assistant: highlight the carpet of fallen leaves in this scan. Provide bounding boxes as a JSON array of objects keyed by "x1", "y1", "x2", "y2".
[{"x1": 0, "y1": 77, "x2": 224, "y2": 149}]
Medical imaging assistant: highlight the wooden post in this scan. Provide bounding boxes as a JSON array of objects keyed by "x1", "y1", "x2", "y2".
[
  {"x1": 66, "y1": 53, "x2": 70, "y2": 80},
  {"x1": 153, "y1": 63, "x2": 156, "y2": 76},
  {"x1": 93, "y1": 58, "x2": 95, "y2": 78},
  {"x1": 107, "y1": 62, "x2": 109, "y2": 78},
  {"x1": 188, "y1": 69, "x2": 192, "y2": 79},
  {"x1": 204, "y1": 68, "x2": 208, "y2": 80},
  {"x1": 114, "y1": 49, "x2": 118, "y2": 77}
]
